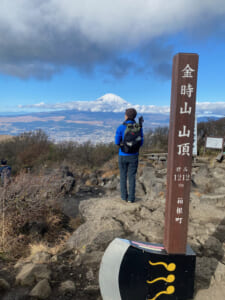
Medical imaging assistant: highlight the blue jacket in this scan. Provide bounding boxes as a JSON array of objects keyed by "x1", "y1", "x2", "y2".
[{"x1": 115, "y1": 120, "x2": 144, "y2": 156}]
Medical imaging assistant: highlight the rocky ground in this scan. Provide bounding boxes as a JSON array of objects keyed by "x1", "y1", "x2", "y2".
[{"x1": 0, "y1": 155, "x2": 225, "y2": 299}]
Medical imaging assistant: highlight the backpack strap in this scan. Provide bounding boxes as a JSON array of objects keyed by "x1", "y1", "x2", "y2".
[{"x1": 123, "y1": 120, "x2": 136, "y2": 125}]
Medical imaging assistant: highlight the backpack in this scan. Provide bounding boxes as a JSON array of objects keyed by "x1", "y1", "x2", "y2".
[
  {"x1": 0, "y1": 166, "x2": 11, "y2": 185},
  {"x1": 121, "y1": 122, "x2": 142, "y2": 154}
]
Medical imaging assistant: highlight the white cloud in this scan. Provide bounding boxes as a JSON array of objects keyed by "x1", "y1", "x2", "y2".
[
  {"x1": 0, "y1": 1, "x2": 225, "y2": 78},
  {"x1": 196, "y1": 102, "x2": 225, "y2": 117},
  {"x1": 17, "y1": 93, "x2": 225, "y2": 117},
  {"x1": 60, "y1": 0, "x2": 225, "y2": 47}
]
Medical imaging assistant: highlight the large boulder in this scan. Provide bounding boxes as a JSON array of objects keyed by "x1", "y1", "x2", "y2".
[
  {"x1": 66, "y1": 194, "x2": 165, "y2": 253},
  {"x1": 0, "y1": 278, "x2": 10, "y2": 291},
  {"x1": 59, "y1": 280, "x2": 76, "y2": 294},
  {"x1": 195, "y1": 284, "x2": 225, "y2": 300},
  {"x1": 138, "y1": 166, "x2": 166, "y2": 200},
  {"x1": 16, "y1": 263, "x2": 51, "y2": 287},
  {"x1": 29, "y1": 279, "x2": 51, "y2": 299}
]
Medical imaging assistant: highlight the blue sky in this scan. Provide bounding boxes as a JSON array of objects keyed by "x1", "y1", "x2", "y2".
[{"x1": 0, "y1": 0, "x2": 225, "y2": 114}]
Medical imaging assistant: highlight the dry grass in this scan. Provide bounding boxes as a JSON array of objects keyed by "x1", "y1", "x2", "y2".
[
  {"x1": 101, "y1": 155, "x2": 118, "y2": 172},
  {"x1": 29, "y1": 231, "x2": 72, "y2": 256},
  {"x1": 0, "y1": 135, "x2": 13, "y2": 142},
  {"x1": 158, "y1": 191, "x2": 165, "y2": 198},
  {"x1": 194, "y1": 191, "x2": 202, "y2": 198},
  {"x1": 101, "y1": 169, "x2": 119, "y2": 179},
  {"x1": 29, "y1": 243, "x2": 50, "y2": 256},
  {"x1": 0, "y1": 170, "x2": 75, "y2": 259}
]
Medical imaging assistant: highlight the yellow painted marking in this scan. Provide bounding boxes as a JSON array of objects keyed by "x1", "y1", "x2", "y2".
[
  {"x1": 147, "y1": 274, "x2": 175, "y2": 284},
  {"x1": 149, "y1": 261, "x2": 176, "y2": 271},
  {"x1": 148, "y1": 285, "x2": 175, "y2": 300}
]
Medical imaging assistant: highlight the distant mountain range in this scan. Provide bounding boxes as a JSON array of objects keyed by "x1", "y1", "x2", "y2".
[{"x1": 0, "y1": 93, "x2": 224, "y2": 143}]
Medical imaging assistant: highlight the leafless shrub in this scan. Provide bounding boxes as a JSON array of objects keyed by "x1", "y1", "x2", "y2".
[
  {"x1": 0, "y1": 130, "x2": 118, "y2": 174},
  {"x1": 0, "y1": 170, "x2": 73, "y2": 258},
  {"x1": 142, "y1": 127, "x2": 169, "y2": 153},
  {"x1": 198, "y1": 117, "x2": 225, "y2": 153},
  {"x1": 55, "y1": 141, "x2": 117, "y2": 169}
]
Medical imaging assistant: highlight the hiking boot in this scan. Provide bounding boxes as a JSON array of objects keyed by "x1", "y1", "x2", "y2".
[{"x1": 121, "y1": 198, "x2": 127, "y2": 202}]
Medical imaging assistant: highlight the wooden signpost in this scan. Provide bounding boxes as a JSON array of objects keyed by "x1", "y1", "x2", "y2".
[
  {"x1": 164, "y1": 53, "x2": 199, "y2": 253},
  {"x1": 99, "y1": 53, "x2": 199, "y2": 300}
]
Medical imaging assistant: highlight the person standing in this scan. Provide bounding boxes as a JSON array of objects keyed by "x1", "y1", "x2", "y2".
[
  {"x1": 115, "y1": 108, "x2": 144, "y2": 203},
  {"x1": 0, "y1": 159, "x2": 11, "y2": 187}
]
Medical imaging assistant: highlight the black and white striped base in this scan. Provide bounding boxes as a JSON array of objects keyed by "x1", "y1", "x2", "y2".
[{"x1": 99, "y1": 238, "x2": 196, "y2": 300}]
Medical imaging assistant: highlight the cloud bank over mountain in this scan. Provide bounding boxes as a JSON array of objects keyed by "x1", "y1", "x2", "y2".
[
  {"x1": 1, "y1": 0, "x2": 225, "y2": 79},
  {"x1": 18, "y1": 93, "x2": 225, "y2": 117}
]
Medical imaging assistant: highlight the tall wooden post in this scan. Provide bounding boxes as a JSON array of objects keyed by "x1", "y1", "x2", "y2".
[{"x1": 164, "y1": 53, "x2": 199, "y2": 254}]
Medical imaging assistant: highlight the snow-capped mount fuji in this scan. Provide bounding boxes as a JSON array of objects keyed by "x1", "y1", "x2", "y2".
[
  {"x1": 97, "y1": 93, "x2": 128, "y2": 105},
  {"x1": 93, "y1": 93, "x2": 131, "y2": 112},
  {"x1": 74, "y1": 93, "x2": 168, "y2": 114},
  {"x1": 68, "y1": 93, "x2": 131, "y2": 113}
]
